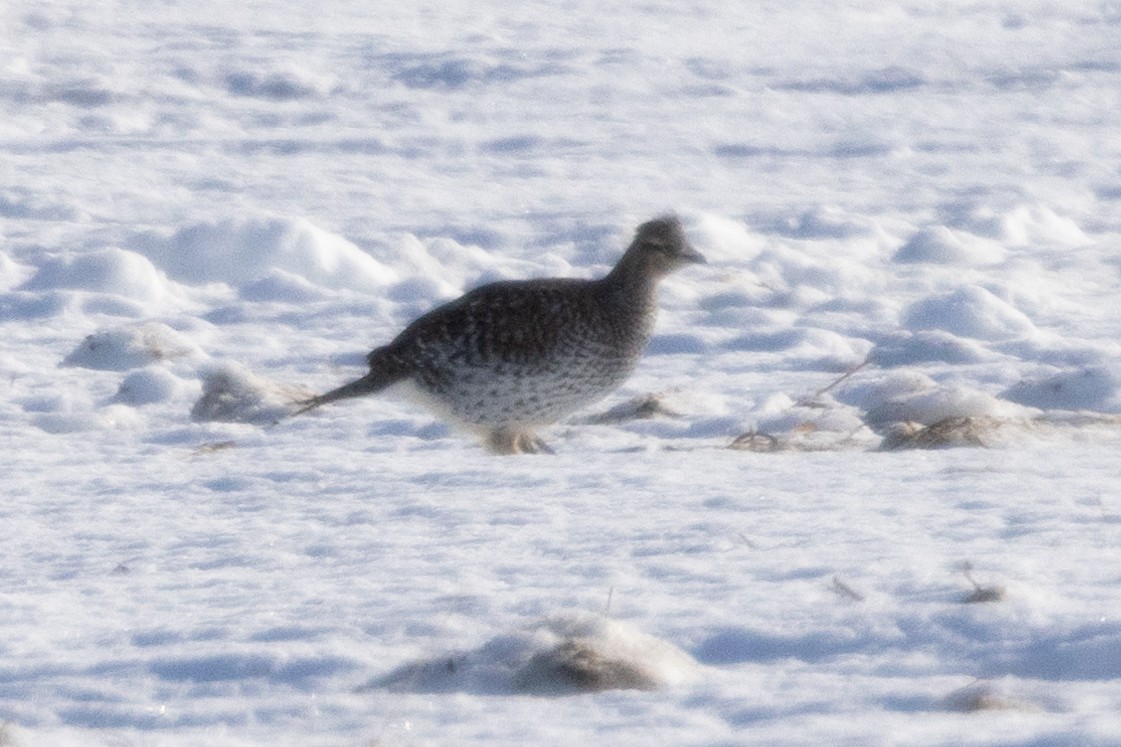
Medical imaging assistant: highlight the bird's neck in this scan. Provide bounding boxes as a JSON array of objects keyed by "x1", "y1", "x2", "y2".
[
  {"x1": 602, "y1": 251, "x2": 660, "y2": 302},
  {"x1": 598, "y1": 260, "x2": 660, "y2": 327}
]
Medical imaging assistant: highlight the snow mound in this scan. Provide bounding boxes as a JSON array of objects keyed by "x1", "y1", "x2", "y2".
[
  {"x1": 742, "y1": 231, "x2": 884, "y2": 311},
  {"x1": 32, "y1": 410, "x2": 112, "y2": 435},
  {"x1": 966, "y1": 205, "x2": 1089, "y2": 248},
  {"x1": 1001, "y1": 365, "x2": 1121, "y2": 413},
  {"x1": 240, "y1": 268, "x2": 330, "y2": 303},
  {"x1": 0, "y1": 188, "x2": 82, "y2": 222},
  {"x1": 902, "y1": 286, "x2": 1037, "y2": 341},
  {"x1": 691, "y1": 213, "x2": 764, "y2": 264},
  {"x1": 110, "y1": 366, "x2": 185, "y2": 406},
  {"x1": 20, "y1": 247, "x2": 175, "y2": 304},
  {"x1": 0, "y1": 250, "x2": 33, "y2": 291},
  {"x1": 868, "y1": 330, "x2": 991, "y2": 366},
  {"x1": 774, "y1": 204, "x2": 875, "y2": 239},
  {"x1": 61, "y1": 322, "x2": 200, "y2": 371},
  {"x1": 730, "y1": 392, "x2": 871, "y2": 452},
  {"x1": 387, "y1": 233, "x2": 547, "y2": 305},
  {"x1": 850, "y1": 371, "x2": 1032, "y2": 436},
  {"x1": 129, "y1": 217, "x2": 397, "y2": 292},
  {"x1": 893, "y1": 226, "x2": 1004, "y2": 266},
  {"x1": 724, "y1": 327, "x2": 870, "y2": 371},
  {"x1": 25, "y1": 390, "x2": 144, "y2": 434},
  {"x1": 191, "y1": 362, "x2": 309, "y2": 424},
  {"x1": 369, "y1": 614, "x2": 697, "y2": 696}
]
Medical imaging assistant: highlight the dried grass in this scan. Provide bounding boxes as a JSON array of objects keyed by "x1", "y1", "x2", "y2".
[
  {"x1": 961, "y1": 561, "x2": 1006, "y2": 603},
  {"x1": 515, "y1": 639, "x2": 662, "y2": 694},
  {"x1": 944, "y1": 682, "x2": 1036, "y2": 713},
  {"x1": 879, "y1": 416, "x2": 999, "y2": 451},
  {"x1": 582, "y1": 392, "x2": 681, "y2": 425}
]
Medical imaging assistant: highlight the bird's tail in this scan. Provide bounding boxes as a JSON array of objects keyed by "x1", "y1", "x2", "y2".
[{"x1": 291, "y1": 371, "x2": 395, "y2": 416}]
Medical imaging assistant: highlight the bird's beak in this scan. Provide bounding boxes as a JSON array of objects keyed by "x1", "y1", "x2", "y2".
[{"x1": 681, "y1": 242, "x2": 707, "y2": 265}]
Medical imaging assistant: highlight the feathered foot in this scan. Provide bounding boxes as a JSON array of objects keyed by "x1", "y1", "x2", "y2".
[{"x1": 486, "y1": 429, "x2": 554, "y2": 455}]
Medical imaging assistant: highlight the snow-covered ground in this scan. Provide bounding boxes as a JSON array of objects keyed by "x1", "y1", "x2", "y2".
[{"x1": 3, "y1": 1, "x2": 1121, "y2": 744}]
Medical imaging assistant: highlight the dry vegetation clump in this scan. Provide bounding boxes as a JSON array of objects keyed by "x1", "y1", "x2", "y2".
[
  {"x1": 830, "y1": 576, "x2": 866, "y2": 602},
  {"x1": 944, "y1": 682, "x2": 1036, "y2": 713},
  {"x1": 728, "y1": 429, "x2": 783, "y2": 452},
  {"x1": 727, "y1": 421, "x2": 870, "y2": 453},
  {"x1": 366, "y1": 614, "x2": 695, "y2": 696},
  {"x1": 515, "y1": 639, "x2": 662, "y2": 694},
  {"x1": 189, "y1": 440, "x2": 239, "y2": 457},
  {"x1": 190, "y1": 365, "x2": 311, "y2": 424},
  {"x1": 960, "y1": 561, "x2": 1006, "y2": 603},
  {"x1": 878, "y1": 416, "x2": 1001, "y2": 451},
  {"x1": 582, "y1": 392, "x2": 681, "y2": 424}
]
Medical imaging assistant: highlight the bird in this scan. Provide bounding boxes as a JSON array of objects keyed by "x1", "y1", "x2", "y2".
[{"x1": 294, "y1": 215, "x2": 705, "y2": 453}]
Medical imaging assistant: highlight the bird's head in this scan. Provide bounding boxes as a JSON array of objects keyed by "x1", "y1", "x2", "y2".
[{"x1": 623, "y1": 215, "x2": 706, "y2": 278}]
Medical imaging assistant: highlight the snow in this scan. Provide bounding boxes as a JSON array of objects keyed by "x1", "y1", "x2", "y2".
[
  {"x1": 902, "y1": 286, "x2": 1040, "y2": 343},
  {"x1": 61, "y1": 323, "x2": 201, "y2": 371},
  {"x1": 3, "y1": 0, "x2": 1121, "y2": 745},
  {"x1": 129, "y1": 218, "x2": 398, "y2": 291}
]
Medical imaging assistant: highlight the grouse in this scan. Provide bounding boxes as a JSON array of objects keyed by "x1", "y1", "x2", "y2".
[{"x1": 294, "y1": 215, "x2": 705, "y2": 453}]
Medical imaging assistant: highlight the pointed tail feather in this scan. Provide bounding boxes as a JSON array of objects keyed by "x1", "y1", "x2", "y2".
[{"x1": 291, "y1": 372, "x2": 393, "y2": 416}]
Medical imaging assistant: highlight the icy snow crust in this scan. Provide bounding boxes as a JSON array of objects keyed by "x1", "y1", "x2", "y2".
[{"x1": 3, "y1": 1, "x2": 1121, "y2": 744}]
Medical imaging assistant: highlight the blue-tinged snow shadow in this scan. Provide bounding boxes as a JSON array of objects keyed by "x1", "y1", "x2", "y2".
[
  {"x1": 148, "y1": 652, "x2": 360, "y2": 686},
  {"x1": 693, "y1": 626, "x2": 869, "y2": 665}
]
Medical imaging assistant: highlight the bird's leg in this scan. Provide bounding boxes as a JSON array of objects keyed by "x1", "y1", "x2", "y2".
[
  {"x1": 485, "y1": 429, "x2": 516, "y2": 454},
  {"x1": 486, "y1": 429, "x2": 553, "y2": 455},
  {"x1": 519, "y1": 434, "x2": 555, "y2": 455}
]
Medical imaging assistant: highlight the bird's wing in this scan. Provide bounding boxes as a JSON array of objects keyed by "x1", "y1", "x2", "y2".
[{"x1": 377, "y1": 279, "x2": 591, "y2": 368}]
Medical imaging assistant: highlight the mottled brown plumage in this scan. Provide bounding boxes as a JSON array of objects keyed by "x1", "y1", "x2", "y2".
[{"x1": 295, "y1": 216, "x2": 704, "y2": 453}]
